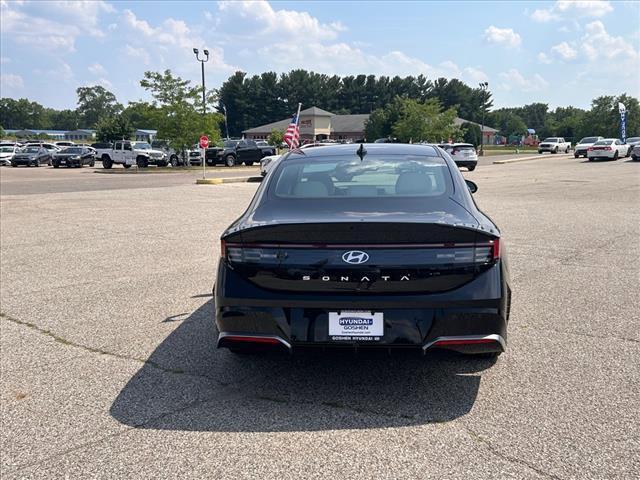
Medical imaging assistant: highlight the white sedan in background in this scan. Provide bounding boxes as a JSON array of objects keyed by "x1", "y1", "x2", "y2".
[
  {"x1": 587, "y1": 138, "x2": 629, "y2": 161},
  {"x1": 0, "y1": 144, "x2": 20, "y2": 165}
]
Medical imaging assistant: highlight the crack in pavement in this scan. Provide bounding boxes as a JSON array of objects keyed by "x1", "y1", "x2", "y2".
[{"x1": 464, "y1": 426, "x2": 563, "y2": 480}]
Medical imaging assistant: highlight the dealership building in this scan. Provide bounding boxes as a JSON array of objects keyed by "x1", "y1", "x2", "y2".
[{"x1": 242, "y1": 106, "x2": 499, "y2": 143}]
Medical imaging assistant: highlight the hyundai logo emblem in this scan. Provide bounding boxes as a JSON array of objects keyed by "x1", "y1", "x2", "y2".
[{"x1": 342, "y1": 250, "x2": 370, "y2": 265}]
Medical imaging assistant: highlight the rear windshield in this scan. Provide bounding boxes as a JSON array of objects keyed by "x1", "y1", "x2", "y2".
[
  {"x1": 579, "y1": 137, "x2": 600, "y2": 144},
  {"x1": 61, "y1": 147, "x2": 83, "y2": 153},
  {"x1": 24, "y1": 147, "x2": 40, "y2": 153},
  {"x1": 453, "y1": 145, "x2": 475, "y2": 151},
  {"x1": 543, "y1": 138, "x2": 558, "y2": 142},
  {"x1": 626, "y1": 137, "x2": 640, "y2": 143},
  {"x1": 593, "y1": 140, "x2": 612, "y2": 146},
  {"x1": 271, "y1": 152, "x2": 451, "y2": 199}
]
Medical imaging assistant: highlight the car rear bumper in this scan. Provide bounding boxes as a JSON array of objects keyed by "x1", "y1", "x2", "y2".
[
  {"x1": 215, "y1": 261, "x2": 510, "y2": 354},
  {"x1": 588, "y1": 151, "x2": 615, "y2": 159},
  {"x1": 453, "y1": 160, "x2": 478, "y2": 168}
]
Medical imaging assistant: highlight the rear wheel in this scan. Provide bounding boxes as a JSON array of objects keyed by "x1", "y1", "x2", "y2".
[
  {"x1": 245, "y1": 160, "x2": 254, "y2": 166},
  {"x1": 538, "y1": 150, "x2": 543, "y2": 154},
  {"x1": 136, "y1": 156, "x2": 148, "y2": 168},
  {"x1": 565, "y1": 147, "x2": 569, "y2": 153},
  {"x1": 467, "y1": 165, "x2": 476, "y2": 172},
  {"x1": 574, "y1": 152, "x2": 579, "y2": 158},
  {"x1": 89, "y1": 159, "x2": 95, "y2": 167},
  {"x1": 225, "y1": 154, "x2": 236, "y2": 167},
  {"x1": 553, "y1": 147, "x2": 558, "y2": 154},
  {"x1": 102, "y1": 156, "x2": 113, "y2": 169},
  {"x1": 613, "y1": 151, "x2": 619, "y2": 161},
  {"x1": 53, "y1": 164, "x2": 59, "y2": 168}
]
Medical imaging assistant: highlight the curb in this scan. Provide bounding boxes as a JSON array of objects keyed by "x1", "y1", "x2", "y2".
[
  {"x1": 493, "y1": 153, "x2": 572, "y2": 164},
  {"x1": 195, "y1": 176, "x2": 262, "y2": 185}
]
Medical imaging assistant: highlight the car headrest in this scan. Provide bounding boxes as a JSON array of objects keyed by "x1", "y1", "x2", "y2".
[
  {"x1": 395, "y1": 172, "x2": 433, "y2": 195},
  {"x1": 293, "y1": 181, "x2": 329, "y2": 198}
]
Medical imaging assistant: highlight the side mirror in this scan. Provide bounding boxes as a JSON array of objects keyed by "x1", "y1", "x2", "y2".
[{"x1": 465, "y1": 180, "x2": 478, "y2": 194}]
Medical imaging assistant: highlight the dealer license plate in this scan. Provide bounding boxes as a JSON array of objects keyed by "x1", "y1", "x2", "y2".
[{"x1": 329, "y1": 310, "x2": 383, "y2": 341}]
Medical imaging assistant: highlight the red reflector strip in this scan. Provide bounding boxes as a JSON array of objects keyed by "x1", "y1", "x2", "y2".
[
  {"x1": 433, "y1": 338, "x2": 497, "y2": 346},
  {"x1": 492, "y1": 238, "x2": 500, "y2": 260},
  {"x1": 223, "y1": 336, "x2": 280, "y2": 345}
]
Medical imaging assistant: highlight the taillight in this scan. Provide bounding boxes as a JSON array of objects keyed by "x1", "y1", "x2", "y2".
[
  {"x1": 220, "y1": 239, "x2": 226, "y2": 258},
  {"x1": 604, "y1": 146, "x2": 612, "y2": 151},
  {"x1": 492, "y1": 238, "x2": 500, "y2": 260},
  {"x1": 588, "y1": 147, "x2": 594, "y2": 151}
]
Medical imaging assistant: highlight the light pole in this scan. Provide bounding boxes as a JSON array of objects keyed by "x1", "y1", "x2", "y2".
[
  {"x1": 479, "y1": 82, "x2": 489, "y2": 156},
  {"x1": 193, "y1": 48, "x2": 209, "y2": 179},
  {"x1": 222, "y1": 103, "x2": 229, "y2": 140}
]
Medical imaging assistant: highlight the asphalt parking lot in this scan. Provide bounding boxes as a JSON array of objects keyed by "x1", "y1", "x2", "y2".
[{"x1": 1, "y1": 155, "x2": 638, "y2": 479}]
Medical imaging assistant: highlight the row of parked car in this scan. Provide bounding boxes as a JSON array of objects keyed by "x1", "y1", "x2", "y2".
[
  {"x1": 0, "y1": 140, "x2": 99, "y2": 167},
  {"x1": 571, "y1": 136, "x2": 640, "y2": 161}
]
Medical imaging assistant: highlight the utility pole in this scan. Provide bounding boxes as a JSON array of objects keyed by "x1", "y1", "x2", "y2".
[
  {"x1": 193, "y1": 48, "x2": 209, "y2": 179},
  {"x1": 479, "y1": 82, "x2": 489, "y2": 156}
]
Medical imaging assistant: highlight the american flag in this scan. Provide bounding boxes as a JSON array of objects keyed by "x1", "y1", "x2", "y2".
[{"x1": 283, "y1": 114, "x2": 300, "y2": 149}]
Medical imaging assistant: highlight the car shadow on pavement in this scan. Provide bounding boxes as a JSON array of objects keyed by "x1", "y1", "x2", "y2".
[{"x1": 110, "y1": 299, "x2": 494, "y2": 432}]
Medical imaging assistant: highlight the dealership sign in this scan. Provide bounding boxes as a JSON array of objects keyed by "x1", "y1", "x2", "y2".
[{"x1": 619, "y1": 103, "x2": 626, "y2": 144}]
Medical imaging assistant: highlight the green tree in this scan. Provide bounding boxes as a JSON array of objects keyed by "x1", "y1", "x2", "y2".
[
  {"x1": 579, "y1": 94, "x2": 639, "y2": 139},
  {"x1": 491, "y1": 110, "x2": 528, "y2": 138},
  {"x1": 461, "y1": 122, "x2": 482, "y2": 146},
  {"x1": 95, "y1": 116, "x2": 135, "y2": 142},
  {"x1": 364, "y1": 97, "x2": 405, "y2": 140},
  {"x1": 121, "y1": 102, "x2": 160, "y2": 129},
  {"x1": 0, "y1": 125, "x2": 5, "y2": 138},
  {"x1": 49, "y1": 109, "x2": 80, "y2": 130},
  {"x1": 76, "y1": 86, "x2": 122, "y2": 128},
  {"x1": 267, "y1": 129, "x2": 284, "y2": 146},
  {"x1": 140, "y1": 69, "x2": 222, "y2": 152},
  {"x1": 0, "y1": 98, "x2": 51, "y2": 129},
  {"x1": 391, "y1": 98, "x2": 460, "y2": 143}
]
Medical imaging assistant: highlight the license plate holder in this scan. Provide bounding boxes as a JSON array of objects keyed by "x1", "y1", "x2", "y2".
[{"x1": 329, "y1": 310, "x2": 383, "y2": 341}]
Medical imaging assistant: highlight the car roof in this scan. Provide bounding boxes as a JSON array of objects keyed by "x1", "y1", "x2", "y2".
[{"x1": 286, "y1": 143, "x2": 443, "y2": 159}]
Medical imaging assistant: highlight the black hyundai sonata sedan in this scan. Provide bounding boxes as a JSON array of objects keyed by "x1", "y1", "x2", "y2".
[{"x1": 215, "y1": 143, "x2": 511, "y2": 357}]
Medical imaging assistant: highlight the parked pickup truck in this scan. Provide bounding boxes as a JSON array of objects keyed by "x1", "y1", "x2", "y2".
[
  {"x1": 538, "y1": 137, "x2": 571, "y2": 154},
  {"x1": 205, "y1": 139, "x2": 276, "y2": 167},
  {"x1": 99, "y1": 140, "x2": 168, "y2": 168}
]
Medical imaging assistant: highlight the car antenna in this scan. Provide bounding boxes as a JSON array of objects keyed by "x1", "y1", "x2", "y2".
[{"x1": 357, "y1": 143, "x2": 367, "y2": 161}]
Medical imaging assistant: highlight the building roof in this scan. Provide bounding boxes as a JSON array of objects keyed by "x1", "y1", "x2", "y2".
[
  {"x1": 243, "y1": 118, "x2": 292, "y2": 134},
  {"x1": 453, "y1": 117, "x2": 499, "y2": 133},
  {"x1": 299, "y1": 106, "x2": 334, "y2": 117},
  {"x1": 135, "y1": 129, "x2": 158, "y2": 134},
  {"x1": 65, "y1": 129, "x2": 95, "y2": 134}
]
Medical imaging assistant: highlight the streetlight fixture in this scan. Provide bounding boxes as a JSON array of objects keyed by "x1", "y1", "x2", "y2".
[
  {"x1": 193, "y1": 48, "x2": 209, "y2": 178},
  {"x1": 479, "y1": 82, "x2": 489, "y2": 156}
]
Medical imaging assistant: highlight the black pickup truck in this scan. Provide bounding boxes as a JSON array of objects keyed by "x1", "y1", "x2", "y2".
[{"x1": 205, "y1": 139, "x2": 277, "y2": 167}]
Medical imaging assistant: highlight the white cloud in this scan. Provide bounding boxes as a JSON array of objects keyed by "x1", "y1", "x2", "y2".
[
  {"x1": 0, "y1": 73, "x2": 24, "y2": 89},
  {"x1": 537, "y1": 52, "x2": 553, "y2": 64},
  {"x1": 499, "y1": 69, "x2": 549, "y2": 92},
  {"x1": 217, "y1": 0, "x2": 344, "y2": 41},
  {"x1": 551, "y1": 41, "x2": 578, "y2": 60},
  {"x1": 88, "y1": 63, "x2": 107, "y2": 76},
  {"x1": 581, "y1": 20, "x2": 638, "y2": 61},
  {"x1": 123, "y1": 44, "x2": 151, "y2": 65},
  {"x1": 46, "y1": 62, "x2": 74, "y2": 82},
  {"x1": 483, "y1": 26, "x2": 521, "y2": 48},
  {"x1": 0, "y1": 1, "x2": 115, "y2": 52},
  {"x1": 531, "y1": 1, "x2": 613, "y2": 22},
  {"x1": 463, "y1": 67, "x2": 489, "y2": 83}
]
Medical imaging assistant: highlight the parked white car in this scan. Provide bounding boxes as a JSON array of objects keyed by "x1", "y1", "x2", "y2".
[
  {"x1": 437, "y1": 143, "x2": 478, "y2": 171},
  {"x1": 538, "y1": 137, "x2": 571, "y2": 154},
  {"x1": 0, "y1": 144, "x2": 19, "y2": 165},
  {"x1": 587, "y1": 138, "x2": 629, "y2": 161},
  {"x1": 574, "y1": 136, "x2": 603, "y2": 158}
]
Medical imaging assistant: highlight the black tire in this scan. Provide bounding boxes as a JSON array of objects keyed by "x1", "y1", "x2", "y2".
[
  {"x1": 565, "y1": 147, "x2": 569, "y2": 153},
  {"x1": 136, "y1": 156, "x2": 148, "y2": 168},
  {"x1": 157, "y1": 161, "x2": 168, "y2": 167},
  {"x1": 34, "y1": 160, "x2": 40, "y2": 167},
  {"x1": 467, "y1": 165, "x2": 476, "y2": 172},
  {"x1": 53, "y1": 164, "x2": 59, "y2": 168},
  {"x1": 123, "y1": 164, "x2": 131, "y2": 169},
  {"x1": 632, "y1": 155, "x2": 638, "y2": 161},
  {"x1": 66, "y1": 163, "x2": 72, "y2": 168},
  {"x1": 170, "y1": 155, "x2": 178, "y2": 166},
  {"x1": 224, "y1": 154, "x2": 236, "y2": 167},
  {"x1": 89, "y1": 160, "x2": 95, "y2": 167},
  {"x1": 538, "y1": 150, "x2": 543, "y2": 154},
  {"x1": 245, "y1": 161, "x2": 254, "y2": 166},
  {"x1": 574, "y1": 153, "x2": 579, "y2": 158},
  {"x1": 553, "y1": 147, "x2": 558, "y2": 154},
  {"x1": 102, "y1": 156, "x2": 113, "y2": 169},
  {"x1": 613, "y1": 151, "x2": 618, "y2": 161},
  {"x1": 11, "y1": 163, "x2": 17, "y2": 167},
  {"x1": 626, "y1": 147, "x2": 632, "y2": 158}
]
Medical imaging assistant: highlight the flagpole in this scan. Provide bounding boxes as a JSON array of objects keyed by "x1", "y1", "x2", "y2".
[{"x1": 294, "y1": 102, "x2": 302, "y2": 148}]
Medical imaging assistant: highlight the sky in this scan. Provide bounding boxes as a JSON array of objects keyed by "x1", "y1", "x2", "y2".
[{"x1": 1, "y1": 0, "x2": 639, "y2": 112}]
